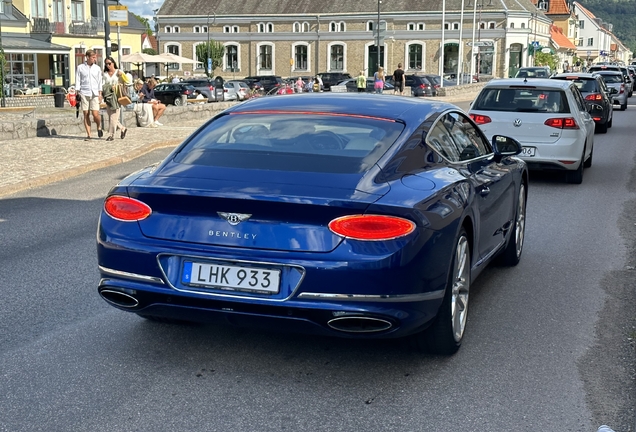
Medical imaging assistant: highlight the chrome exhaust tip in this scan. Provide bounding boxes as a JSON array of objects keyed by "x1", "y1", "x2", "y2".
[
  {"x1": 327, "y1": 316, "x2": 393, "y2": 333},
  {"x1": 99, "y1": 289, "x2": 139, "y2": 308}
]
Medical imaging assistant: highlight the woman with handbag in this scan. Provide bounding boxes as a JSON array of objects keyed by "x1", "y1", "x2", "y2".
[{"x1": 103, "y1": 56, "x2": 129, "y2": 141}]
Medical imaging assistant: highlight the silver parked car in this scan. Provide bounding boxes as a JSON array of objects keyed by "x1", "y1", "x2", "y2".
[
  {"x1": 596, "y1": 71, "x2": 628, "y2": 111},
  {"x1": 225, "y1": 80, "x2": 250, "y2": 101},
  {"x1": 468, "y1": 78, "x2": 595, "y2": 184}
]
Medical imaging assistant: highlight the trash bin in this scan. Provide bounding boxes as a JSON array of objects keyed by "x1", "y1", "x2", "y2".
[
  {"x1": 40, "y1": 84, "x2": 51, "y2": 94},
  {"x1": 54, "y1": 87, "x2": 65, "y2": 108},
  {"x1": 214, "y1": 76, "x2": 225, "y2": 102}
]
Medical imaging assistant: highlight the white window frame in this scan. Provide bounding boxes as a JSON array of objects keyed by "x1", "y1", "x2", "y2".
[
  {"x1": 339, "y1": 21, "x2": 346, "y2": 32},
  {"x1": 293, "y1": 22, "x2": 301, "y2": 32},
  {"x1": 301, "y1": 22, "x2": 309, "y2": 32},
  {"x1": 233, "y1": 25, "x2": 239, "y2": 33},
  {"x1": 452, "y1": 22, "x2": 460, "y2": 30},
  {"x1": 173, "y1": 26, "x2": 180, "y2": 33},
  {"x1": 224, "y1": 25, "x2": 231, "y2": 33},
  {"x1": 223, "y1": 42, "x2": 241, "y2": 72},
  {"x1": 202, "y1": 26, "x2": 208, "y2": 33},
  {"x1": 192, "y1": 41, "x2": 205, "y2": 70},
  {"x1": 194, "y1": 26, "x2": 200, "y2": 33},
  {"x1": 587, "y1": 38, "x2": 593, "y2": 46},
  {"x1": 407, "y1": 22, "x2": 415, "y2": 31},
  {"x1": 164, "y1": 26, "x2": 172, "y2": 33},
  {"x1": 417, "y1": 22, "x2": 425, "y2": 30},
  {"x1": 267, "y1": 22, "x2": 273, "y2": 32},
  {"x1": 330, "y1": 21, "x2": 337, "y2": 32},
  {"x1": 405, "y1": 41, "x2": 426, "y2": 71},
  {"x1": 367, "y1": 21, "x2": 374, "y2": 32},
  {"x1": 257, "y1": 22, "x2": 265, "y2": 33},
  {"x1": 488, "y1": 21, "x2": 496, "y2": 29},
  {"x1": 256, "y1": 42, "x2": 275, "y2": 73},
  {"x1": 292, "y1": 41, "x2": 311, "y2": 71},
  {"x1": 521, "y1": 22, "x2": 526, "y2": 29},
  {"x1": 327, "y1": 41, "x2": 347, "y2": 72},
  {"x1": 510, "y1": 22, "x2": 515, "y2": 28},
  {"x1": 164, "y1": 42, "x2": 182, "y2": 71},
  {"x1": 479, "y1": 21, "x2": 485, "y2": 30},
  {"x1": 444, "y1": 22, "x2": 450, "y2": 30}
]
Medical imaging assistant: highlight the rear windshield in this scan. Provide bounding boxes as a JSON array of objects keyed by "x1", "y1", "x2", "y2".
[
  {"x1": 516, "y1": 69, "x2": 548, "y2": 78},
  {"x1": 599, "y1": 74, "x2": 623, "y2": 83},
  {"x1": 173, "y1": 113, "x2": 405, "y2": 174},
  {"x1": 473, "y1": 88, "x2": 570, "y2": 113},
  {"x1": 556, "y1": 78, "x2": 598, "y2": 93}
]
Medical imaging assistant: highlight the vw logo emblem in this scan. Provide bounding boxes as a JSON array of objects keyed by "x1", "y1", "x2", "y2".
[
  {"x1": 217, "y1": 212, "x2": 252, "y2": 226},
  {"x1": 513, "y1": 118, "x2": 522, "y2": 127}
]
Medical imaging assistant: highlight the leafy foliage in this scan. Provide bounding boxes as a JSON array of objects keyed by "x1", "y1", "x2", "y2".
[
  {"x1": 578, "y1": 0, "x2": 636, "y2": 55},
  {"x1": 132, "y1": 13, "x2": 153, "y2": 36},
  {"x1": 142, "y1": 48, "x2": 157, "y2": 56},
  {"x1": 534, "y1": 52, "x2": 558, "y2": 70},
  {"x1": 195, "y1": 41, "x2": 225, "y2": 77}
]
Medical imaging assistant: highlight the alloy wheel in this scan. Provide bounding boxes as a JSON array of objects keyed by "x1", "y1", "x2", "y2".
[
  {"x1": 515, "y1": 184, "x2": 526, "y2": 258},
  {"x1": 451, "y1": 236, "x2": 470, "y2": 342}
]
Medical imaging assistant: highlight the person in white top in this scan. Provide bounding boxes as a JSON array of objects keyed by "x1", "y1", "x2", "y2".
[
  {"x1": 75, "y1": 50, "x2": 103, "y2": 140},
  {"x1": 102, "y1": 56, "x2": 129, "y2": 141}
]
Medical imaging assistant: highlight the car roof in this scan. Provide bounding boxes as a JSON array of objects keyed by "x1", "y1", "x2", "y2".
[
  {"x1": 594, "y1": 70, "x2": 622, "y2": 75},
  {"x1": 485, "y1": 78, "x2": 571, "y2": 89},
  {"x1": 224, "y1": 93, "x2": 456, "y2": 121},
  {"x1": 552, "y1": 73, "x2": 596, "y2": 79}
]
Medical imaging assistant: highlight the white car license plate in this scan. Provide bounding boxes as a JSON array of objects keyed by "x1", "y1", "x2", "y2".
[
  {"x1": 182, "y1": 261, "x2": 280, "y2": 294},
  {"x1": 521, "y1": 147, "x2": 536, "y2": 157}
]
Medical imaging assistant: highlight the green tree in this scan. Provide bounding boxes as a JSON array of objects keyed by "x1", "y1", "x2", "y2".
[
  {"x1": 142, "y1": 48, "x2": 157, "y2": 56},
  {"x1": 534, "y1": 52, "x2": 558, "y2": 71},
  {"x1": 132, "y1": 13, "x2": 153, "y2": 36},
  {"x1": 195, "y1": 41, "x2": 225, "y2": 77}
]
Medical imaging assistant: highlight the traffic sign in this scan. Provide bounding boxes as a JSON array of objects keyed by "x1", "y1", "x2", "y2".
[
  {"x1": 108, "y1": 5, "x2": 128, "y2": 27},
  {"x1": 532, "y1": 41, "x2": 540, "y2": 48},
  {"x1": 207, "y1": 58, "x2": 212, "y2": 73},
  {"x1": 110, "y1": 43, "x2": 118, "y2": 52}
]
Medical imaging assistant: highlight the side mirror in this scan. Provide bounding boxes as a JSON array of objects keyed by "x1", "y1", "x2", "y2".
[{"x1": 492, "y1": 135, "x2": 522, "y2": 162}]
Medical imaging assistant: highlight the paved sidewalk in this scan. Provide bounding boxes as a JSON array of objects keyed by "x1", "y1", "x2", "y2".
[{"x1": 0, "y1": 92, "x2": 479, "y2": 198}]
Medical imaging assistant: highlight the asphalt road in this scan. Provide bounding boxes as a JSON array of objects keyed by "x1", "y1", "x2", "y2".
[{"x1": 1, "y1": 100, "x2": 635, "y2": 432}]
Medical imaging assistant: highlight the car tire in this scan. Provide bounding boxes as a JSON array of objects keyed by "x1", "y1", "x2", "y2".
[
  {"x1": 584, "y1": 145, "x2": 593, "y2": 168},
  {"x1": 608, "y1": 116, "x2": 613, "y2": 128},
  {"x1": 174, "y1": 97, "x2": 183, "y2": 106},
  {"x1": 621, "y1": 102, "x2": 627, "y2": 111},
  {"x1": 411, "y1": 228, "x2": 470, "y2": 355},
  {"x1": 497, "y1": 182, "x2": 526, "y2": 267},
  {"x1": 566, "y1": 149, "x2": 585, "y2": 184},
  {"x1": 596, "y1": 121, "x2": 608, "y2": 134}
]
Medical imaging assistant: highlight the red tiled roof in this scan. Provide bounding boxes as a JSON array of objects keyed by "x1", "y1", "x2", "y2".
[
  {"x1": 550, "y1": 24, "x2": 577, "y2": 50},
  {"x1": 545, "y1": 0, "x2": 570, "y2": 15}
]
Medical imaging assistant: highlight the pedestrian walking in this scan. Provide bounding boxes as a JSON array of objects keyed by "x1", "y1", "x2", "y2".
[
  {"x1": 356, "y1": 71, "x2": 366, "y2": 93},
  {"x1": 75, "y1": 49, "x2": 103, "y2": 141},
  {"x1": 296, "y1": 77, "x2": 305, "y2": 93},
  {"x1": 102, "y1": 56, "x2": 129, "y2": 141},
  {"x1": 373, "y1": 67, "x2": 385, "y2": 94},
  {"x1": 392, "y1": 63, "x2": 406, "y2": 95}
]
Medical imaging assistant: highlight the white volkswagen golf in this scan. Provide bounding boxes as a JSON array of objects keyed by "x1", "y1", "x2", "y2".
[{"x1": 468, "y1": 78, "x2": 595, "y2": 184}]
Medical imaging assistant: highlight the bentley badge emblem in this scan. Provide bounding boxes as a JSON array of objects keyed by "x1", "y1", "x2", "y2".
[
  {"x1": 513, "y1": 118, "x2": 522, "y2": 127},
  {"x1": 217, "y1": 212, "x2": 252, "y2": 226}
]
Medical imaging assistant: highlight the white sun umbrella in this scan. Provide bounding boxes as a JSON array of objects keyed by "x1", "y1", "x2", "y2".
[
  {"x1": 158, "y1": 52, "x2": 200, "y2": 64},
  {"x1": 119, "y1": 52, "x2": 168, "y2": 63}
]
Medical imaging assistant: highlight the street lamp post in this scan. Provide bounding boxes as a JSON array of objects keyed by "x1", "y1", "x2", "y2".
[
  {"x1": 207, "y1": 14, "x2": 210, "y2": 77},
  {"x1": 153, "y1": 8, "x2": 159, "y2": 78},
  {"x1": 457, "y1": 0, "x2": 465, "y2": 85},
  {"x1": 440, "y1": 0, "x2": 445, "y2": 87},
  {"x1": 0, "y1": 0, "x2": 6, "y2": 107},
  {"x1": 376, "y1": 0, "x2": 381, "y2": 72}
]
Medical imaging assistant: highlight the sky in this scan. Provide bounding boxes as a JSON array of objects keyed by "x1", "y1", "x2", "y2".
[{"x1": 120, "y1": 0, "x2": 165, "y2": 24}]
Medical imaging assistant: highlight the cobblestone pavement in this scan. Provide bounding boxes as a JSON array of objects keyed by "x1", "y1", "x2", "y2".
[{"x1": 0, "y1": 92, "x2": 478, "y2": 198}]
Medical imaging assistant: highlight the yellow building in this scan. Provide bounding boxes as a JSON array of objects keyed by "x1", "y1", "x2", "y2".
[{"x1": 1, "y1": 0, "x2": 144, "y2": 96}]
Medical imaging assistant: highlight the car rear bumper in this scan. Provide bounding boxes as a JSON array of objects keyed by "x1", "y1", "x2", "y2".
[{"x1": 516, "y1": 137, "x2": 584, "y2": 171}]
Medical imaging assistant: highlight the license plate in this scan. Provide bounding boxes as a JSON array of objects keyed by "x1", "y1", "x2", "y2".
[
  {"x1": 521, "y1": 147, "x2": 536, "y2": 157},
  {"x1": 182, "y1": 261, "x2": 280, "y2": 294}
]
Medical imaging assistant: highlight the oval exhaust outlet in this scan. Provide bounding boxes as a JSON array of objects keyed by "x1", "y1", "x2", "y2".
[
  {"x1": 327, "y1": 316, "x2": 393, "y2": 333},
  {"x1": 100, "y1": 289, "x2": 139, "y2": 308}
]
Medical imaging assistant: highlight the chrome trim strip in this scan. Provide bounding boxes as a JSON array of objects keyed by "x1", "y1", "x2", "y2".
[
  {"x1": 473, "y1": 239, "x2": 506, "y2": 268},
  {"x1": 98, "y1": 266, "x2": 165, "y2": 285},
  {"x1": 297, "y1": 291, "x2": 444, "y2": 302},
  {"x1": 156, "y1": 253, "x2": 306, "y2": 303}
]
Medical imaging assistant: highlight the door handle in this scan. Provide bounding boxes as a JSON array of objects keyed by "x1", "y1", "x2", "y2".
[{"x1": 480, "y1": 187, "x2": 490, "y2": 196}]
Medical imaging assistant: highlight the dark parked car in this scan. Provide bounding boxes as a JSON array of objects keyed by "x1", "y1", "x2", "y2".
[
  {"x1": 317, "y1": 72, "x2": 352, "y2": 91},
  {"x1": 551, "y1": 72, "x2": 613, "y2": 133},
  {"x1": 96, "y1": 93, "x2": 528, "y2": 355},
  {"x1": 152, "y1": 83, "x2": 196, "y2": 106},
  {"x1": 596, "y1": 71, "x2": 628, "y2": 111},
  {"x1": 386, "y1": 74, "x2": 436, "y2": 97},
  {"x1": 244, "y1": 75, "x2": 285, "y2": 92},
  {"x1": 182, "y1": 78, "x2": 216, "y2": 102},
  {"x1": 338, "y1": 77, "x2": 394, "y2": 93}
]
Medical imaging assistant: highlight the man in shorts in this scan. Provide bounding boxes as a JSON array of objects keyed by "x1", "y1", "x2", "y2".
[
  {"x1": 392, "y1": 63, "x2": 406, "y2": 95},
  {"x1": 75, "y1": 50, "x2": 103, "y2": 140}
]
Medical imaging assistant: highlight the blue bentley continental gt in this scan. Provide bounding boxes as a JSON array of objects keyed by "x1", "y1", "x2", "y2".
[{"x1": 97, "y1": 93, "x2": 528, "y2": 354}]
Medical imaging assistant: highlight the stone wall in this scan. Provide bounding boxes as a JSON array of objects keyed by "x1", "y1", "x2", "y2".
[
  {"x1": 436, "y1": 82, "x2": 487, "y2": 97},
  {"x1": 2, "y1": 95, "x2": 56, "y2": 108},
  {"x1": 0, "y1": 101, "x2": 236, "y2": 141}
]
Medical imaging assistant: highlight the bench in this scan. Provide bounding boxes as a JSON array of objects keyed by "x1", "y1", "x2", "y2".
[{"x1": 187, "y1": 98, "x2": 207, "y2": 104}]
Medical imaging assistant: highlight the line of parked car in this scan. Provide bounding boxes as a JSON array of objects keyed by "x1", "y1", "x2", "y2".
[{"x1": 465, "y1": 63, "x2": 634, "y2": 184}]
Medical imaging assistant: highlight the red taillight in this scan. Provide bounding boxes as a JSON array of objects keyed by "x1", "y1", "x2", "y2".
[
  {"x1": 328, "y1": 215, "x2": 416, "y2": 241},
  {"x1": 585, "y1": 93, "x2": 602, "y2": 101},
  {"x1": 620, "y1": 84, "x2": 625, "y2": 94},
  {"x1": 183, "y1": 90, "x2": 192, "y2": 95},
  {"x1": 593, "y1": 117, "x2": 601, "y2": 121},
  {"x1": 469, "y1": 114, "x2": 492, "y2": 124},
  {"x1": 419, "y1": 84, "x2": 429, "y2": 89},
  {"x1": 433, "y1": 84, "x2": 440, "y2": 88},
  {"x1": 209, "y1": 85, "x2": 214, "y2": 91},
  {"x1": 224, "y1": 88, "x2": 228, "y2": 92},
  {"x1": 104, "y1": 196, "x2": 152, "y2": 222},
  {"x1": 544, "y1": 117, "x2": 579, "y2": 129}
]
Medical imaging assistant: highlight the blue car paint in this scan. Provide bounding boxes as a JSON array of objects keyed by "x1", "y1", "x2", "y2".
[{"x1": 97, "y1": 93, "x2": 527, "y2": 340}]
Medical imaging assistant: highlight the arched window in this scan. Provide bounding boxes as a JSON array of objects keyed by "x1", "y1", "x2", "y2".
[
  {"x1": 258, "y1": 23, "x2": 265, "y2": 33},
  {"x1": 510, "y1": 22, "x2": 515, "y2": 28},
  {"x1": 329, "y1": 43, "x2": 345, "y2": 70},
  {"x1": 521, "y1": 23, "x2": 526, "y2": 29},
  {"x1": 330, "y1": 22, "x2": 337, "y2": 32},
  {"x1": 417, "y1": 23, "x2": 425, "y2": 30},
  {"x1": 224, "y1": 44, "x2": 239, "y2": 72},
  {"x1": 192, "y1": 42, "x2": 204, "y2": 70},
  {"x1": 164, "y1": 26, "x2": 171, "y2": 33},
  {"x1": 173, "y1": 26, "x2": 180, "y2": 33},
  {"x1": 233, "y1": 26, "x2": 239, "y2": 33},
  {"x1": 452, "y1": 22, "x2": 460, "y2": 30},
  {"x1": 488, "y1": 21, "x2": 496, "y2": 29},
  {"x1": 202, "y1": 26, "x2": 208, "y2": 33},
  {"x1": 165, "y1": 43, "x2": 181, "y2": 70},
  {"x1": 293, "y1": 42, "x2": 310, "y2": 71},
  {"x1": 293, "y1": 22, "x2": 300, "y2": 32},
  {"x1": 302, "y1": 22, "x2": 309, "y2": 32},
  {"x1": 367, "y1": 21, "x2": 374, "y2": 31},
  {"x1": 479, "y1": 22, "x2": 485, "y2": 29},
  {"x1": 224, "y1": 26, "x2": 231, "y2": 33},
  {"x1": 339, "y1": 21, "x2": 346, "y2": 31},
  {"x1": 406, "y1": 42, "x2": 424, "y2": 70},
  {"x1": 267, "y1": 22, "x2": 273, "y2": 32},
  {"x1": 257, "y1": 43, "x2": 274, "y2": 70},
  {"x1": 444, "y1": 22, "x2": 450, "y2": 30},
  {"x1": 194, "y1": 26, "x2": 200, "y2": 33},
  {"x1": 407, "y1": 22, "x2": 415, "y2": 31}
]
